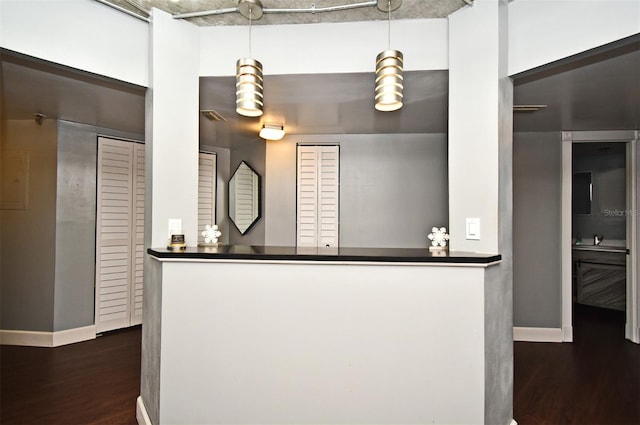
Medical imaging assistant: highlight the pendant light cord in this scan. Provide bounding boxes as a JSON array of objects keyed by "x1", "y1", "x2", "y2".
[
  {"x1": 387, "y1": 0, "x2": 391, "y2": 50},
  {"x1": 249, "y1": 7, "x2": 253, "y2": 58}
]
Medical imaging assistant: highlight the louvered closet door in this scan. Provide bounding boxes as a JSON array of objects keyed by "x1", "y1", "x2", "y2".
[
  {"x1": 297, "y1": 145, "x2": 339, "y2": 248},
  {"x1": 297, "y1": 147, "x2": 319, "y2": 247},
  {"x1": 198, "y1": 152, "x2": 217, "y2": 244},
  {"x1": 95, "y1": 137, "x2": 144, "y2": 333},
  {"x1": 318, "y1": 147, "x2": 339, "y2": 247},
  {"x1": 130, "y1": 143, "x2": 145, "y2": 325}
]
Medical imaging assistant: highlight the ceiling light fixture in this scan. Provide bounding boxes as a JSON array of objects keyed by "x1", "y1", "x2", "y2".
[
  {"x1": 236, "y1": 0, "x2": 264, "y2": 117},
  {"x1": 259, "y1": 123, "x2": 285, "y2": 140},
  {"x1": 375, "y1": 0, "x2": 403, "y2": 112}
]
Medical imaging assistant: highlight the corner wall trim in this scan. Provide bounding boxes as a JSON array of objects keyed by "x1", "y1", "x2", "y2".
[
  {"x1": 562, "y1": 325, "x2": 574, "y2": 342},
  {"x1": 0, "y1": 325, "x2": 96, "y2": 347},
  {"x1": 137, "y1": 396, "x2": 153, "y2": 425},
  {"x1": 513, "y1": 327, "x2": 563, "y2": 343}
]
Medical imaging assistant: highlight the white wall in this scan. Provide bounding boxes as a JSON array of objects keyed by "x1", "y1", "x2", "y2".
[
  {"x1": 158, "y1": 260, "x2": 486, "y2": 424},
  {"x1": 199, "y1": 18, "x2": 449, "y2": 76},
  {"x1": 147, "y1": 9, "x2": 200, "y2": 247},
  {"x1": 2, "y1": 0, "x2": 637, "y2": 85},
  {"x1": 448, "y1": 0, "x2": 511, "y2": 254},
  {"x1": 0, "y1": 0, "x2": 148, "y2": 86},
  {"x1": 509, "y1": 0, "x2": 640, "y2": 75}
]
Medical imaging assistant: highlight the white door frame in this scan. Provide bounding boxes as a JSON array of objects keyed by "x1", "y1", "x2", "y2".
[{"x1": 561, "y1": 130, "x2": 639, "y2": 344}]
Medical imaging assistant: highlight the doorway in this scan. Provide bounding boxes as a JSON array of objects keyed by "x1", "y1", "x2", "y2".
[{"x1": 561, "y1": 130, "x2": 639, "y2": 344}]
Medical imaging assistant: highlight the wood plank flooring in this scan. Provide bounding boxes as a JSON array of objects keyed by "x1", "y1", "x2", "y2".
[
  {"x1": 1, "y1": 326, "x2": 140, "y2": 425},
  {"x1": 514, "y1": 304, "x2": 640, "y2": 425},
  {"x1": 1, "y1": 305, "x2": 638, "y2": 424}
]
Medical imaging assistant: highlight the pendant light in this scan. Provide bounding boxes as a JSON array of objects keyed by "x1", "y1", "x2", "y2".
[
  {"x1": 375, "y1": 0, "x2": 403, "y2": 112},
  {"x1": 236, "y1": 0, "x2": 264, "y2": 117}
]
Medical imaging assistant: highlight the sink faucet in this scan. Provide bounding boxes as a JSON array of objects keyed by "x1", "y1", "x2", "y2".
[{"x1": 594, "y1": 234, "x2": 604, "y2": 245}]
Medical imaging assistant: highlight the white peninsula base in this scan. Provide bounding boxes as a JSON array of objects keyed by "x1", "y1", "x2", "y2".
[{"x1": 139, "y1": 248, "x2": 511, "y2": 425}]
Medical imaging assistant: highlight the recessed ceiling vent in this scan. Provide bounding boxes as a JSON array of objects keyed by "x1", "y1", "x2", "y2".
[
  {"x1": 201, "y1": 110, "x2": 226, "y2": 121},
  {"x1": 513, "y1": 104, "x2": 547, "y2": 113}
]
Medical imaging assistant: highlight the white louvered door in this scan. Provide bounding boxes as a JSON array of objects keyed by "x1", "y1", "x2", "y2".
[
  {"x1": 296, "y1": 145, "x2": 339, "y2": 248},
  {"x1": 130, "y1": 143, "x2": 145, "y2": 325},
  {"x1": 234, "y1": 163, "x2": 259, "y2": 231},
  {"x1": 95, "y1": 137, "x2": 144, "y2": 333},
  {"x1": 297, "y1": 147, "x2": 319, "y2": 246},
  {"x1": 198, "y1": 152, "x2": 217, "y2": 244}
]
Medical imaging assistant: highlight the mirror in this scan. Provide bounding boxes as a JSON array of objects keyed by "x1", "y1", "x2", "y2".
[
  {"x1": 572, "y1": 171, "x2": 592, "y2": 215},
  {"x1": 229, "y1": 161, "x2": 261, "y2": 234}
]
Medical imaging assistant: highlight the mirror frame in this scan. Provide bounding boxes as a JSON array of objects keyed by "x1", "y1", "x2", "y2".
[
  {"x1": 228, "y1": 160, "x2": 261, "y2": 235},
  {"x1": 572, "y1": 171, "x2": 592, "y2": 215}
]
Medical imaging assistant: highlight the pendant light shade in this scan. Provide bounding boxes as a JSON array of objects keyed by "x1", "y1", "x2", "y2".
[
  {"x1": 236, "y1": 58, "x2": 264, "y2": 117},
  {"x1": 259, "y1": 123, "x2": 285, "y2": 140},
  {"x1": 375, "y1": 49, "x2": 403, "y2": 111},
  {"x1": 375, "y1": 0, "x2": 403, "y2": 112}
]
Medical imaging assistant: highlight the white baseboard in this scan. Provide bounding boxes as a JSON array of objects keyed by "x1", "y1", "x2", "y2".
[
  {"x1": 0, "y1": 325, "x2": 96, "y2": 347},
  {"x1": 137, "y1": 396, "x2": 152, "y2": 425},
  {"x1": 513, "y1": 327, "x2": 563, "y2": 343},
  {"x1": 562, "y1": 325, "x2": 574, "y2": 342},
  {"x1": 0, "y1": 329, "x2": 52, "y2": 347},
  {"x1": 52, "y1": 325, "x2": 96, "y2": 346}
]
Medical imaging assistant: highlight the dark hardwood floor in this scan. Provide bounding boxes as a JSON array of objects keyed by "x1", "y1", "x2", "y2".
[
  {"x1": 1, "y1": 326, "x2": 141, "y2": 425},
  {"x1": 1, "y1": 305, "x2": 638, "y2": 425},
  {"x1": 515, "y1": 304, "x2": 640, "y2": 425}
]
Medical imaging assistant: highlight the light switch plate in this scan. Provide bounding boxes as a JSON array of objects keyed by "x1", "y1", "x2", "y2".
[{"x1": 466, "y1": 218, "x2": 480, "y2": 240}]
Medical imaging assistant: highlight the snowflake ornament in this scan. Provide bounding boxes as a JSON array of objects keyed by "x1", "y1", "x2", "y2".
[
  {"x1": 428, "y1": 226, "x2": 449, "y2": 249},
  {"x1": 202, "y1": 224, "x2": 222, "y2": 244}
]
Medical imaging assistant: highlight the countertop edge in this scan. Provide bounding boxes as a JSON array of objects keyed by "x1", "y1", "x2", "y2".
[
  {"x1": 572, "y1": 246, "x2": 629, "y2": 254},
  {"x1": 147, "y1": 246, "x2": 502, "y2": 266}
]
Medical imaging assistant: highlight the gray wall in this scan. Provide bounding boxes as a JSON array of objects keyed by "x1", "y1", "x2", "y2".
[
  {"x1": 513, "y1": 132, "x2": 562, "y2": 328},
  {"x1": 265, "y1": 133, "x2": 448, "y2": 248},
  {"x1": 0, "y1": 118, "x2": 143, "y2": 333},
  {"x1": 1, "y1": 119, "x2": 58, "y2": 332},
  {"x1": 572, "y1": 143, "x2": 626, "y2": 241},
  {"x1": 229, "y1": 140, "x2": 266, "y2": 245},
  {"x1": 54, "y1": 121, "x2": 97, "y2": 331},
  {"x1": 54, "y1": 121, "x2": 144, "y2": 332},
  {"x1": 486, "y1": 35, "x2": 513, "y2": 424},
  {"x1": 636, "y1": 137, "x2": 640, "y2": 338},
  {"x1": 141, "y1": 255, "x2": 162, "y2": 425}
]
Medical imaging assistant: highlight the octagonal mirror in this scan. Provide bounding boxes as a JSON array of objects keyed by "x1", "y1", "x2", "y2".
[{"x1": 229, "y1": 161, "x2": 261, "y2": 234}]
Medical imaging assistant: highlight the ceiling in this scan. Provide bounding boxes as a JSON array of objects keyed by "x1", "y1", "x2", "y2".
[
  {"x1": 1, "y1": 51, "x2": 146, "y2": 135},
  {"x1": 101, "y1": 0, "x2": 470, "y2": 26},
  {"x1": 1, "y1": 20, "x2": 638, "y2": 148},
  {"x1": 513, "y1": 39, "x2": 640, "y2": 133}
]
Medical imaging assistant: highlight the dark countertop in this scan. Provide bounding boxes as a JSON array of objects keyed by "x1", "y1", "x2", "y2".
[
  {"x1": 572, "y1": 245, "x2": 628, "y2": 254},
  {"x1": 148, "y1": 245, "x2": 501, "y2": 265}
]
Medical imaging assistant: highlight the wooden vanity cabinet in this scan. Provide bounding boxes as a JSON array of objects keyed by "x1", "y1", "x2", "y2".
[{"x1": 573, "y1": 249, "x2": 626, "y2": 311}]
